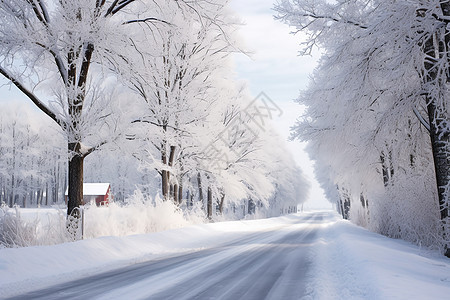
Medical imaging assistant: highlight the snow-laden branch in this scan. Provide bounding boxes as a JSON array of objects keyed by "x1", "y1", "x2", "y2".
[
  {"x1": 122, "y1": 17, "x2": 171, "y2": 26},
  {"x1": 413, "y1": 106, "x2": 431, "y2": 132},
  {"x1": 275, "y1": 11, "x2": 368, "y2": 30},
  {"x1": 131, "y1": 119, "x2": 190, "y2": 134},
  {"x1": 27, "y1": 0, "x2": 50, "y2": 26},
  {"x1": 105, "y1": 0, "x2": 132, "y2": 16},
  {"x1": 34, "y1": 42, "x2": 68, "y2": 85},
  {"x1": 0, "y1": 66, "x2": 63, "y2": 128}
]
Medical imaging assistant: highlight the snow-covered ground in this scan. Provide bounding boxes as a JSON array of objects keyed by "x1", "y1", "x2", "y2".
[{"x1": 1, "y1": 211, "x2": 449, "y2": 299}]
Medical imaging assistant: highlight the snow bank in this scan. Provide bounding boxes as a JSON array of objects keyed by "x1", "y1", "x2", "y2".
[{"x1": 303, "y1": 213, "x2": 450, "y2": 300}]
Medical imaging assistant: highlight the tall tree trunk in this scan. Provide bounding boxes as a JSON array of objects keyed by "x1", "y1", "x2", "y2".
[
  {"x1": 45, "y1": 182, "x2": 49, "y2": 206},
  {"x1": 168, "y1": 146, "x2": 176, "y2": 168},
  {"x1": 380, "y1": 146, "x2": 394, "y2": 187},
  {"x1": 178, "y1": 184, "x2": 183, "y2": 205},
  {"x1": 197, "y1": 173, "x2": 204, "y2": 204},
  {"x1": 67, "y1": 148, "x2": 84, "y2": 217},
  {"x1": 423, "y1": 6, "x2": 450, "y2": 256},
  {"x1": 161, "y1": 145, "x2": 176, "y2": 201},
  {"x1": 10, "y1": 172, "x2": 14, "y2": 207},
  {"x1": 65, "y1": 39, "x2": 93, "y2": 217},
  {"x1": 380, "y1": 153, "x2": 390, "y2": 187},
  {"x1": 173, "y1": 183, "x2": 178, "y2": 204},
  {"x1": 168, "y1": 146, "x2": 176, "y2": 201},
  {"x1": 161, "y1": 148, "x2": 169, "y2": 201},
  {"x1": 248, "y1": 199, "x2": 255, "y2": 215},
  {"x1": 37, "y1": 188, "x2": 42, "y2": 207},
  {"x1": 427, "y1": 101, "x2": 450, "y2": 256},
  {"x1": 162, "y1": 170, "x2": 169, "y2": 200},
  {"x1": 219, "y1": 193, "x2": 225, "y2": 214},
  {"x1": 207, "y1": 187, "x2": 212, "y2": 220}
]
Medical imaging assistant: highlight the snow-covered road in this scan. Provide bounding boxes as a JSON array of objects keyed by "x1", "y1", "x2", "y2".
[
  {"x1": 2, "y1": 211, "x2": 450, "y2": 299},
  {"x1": 7, "y1": 212, "x2": 326, "y2": 300}
]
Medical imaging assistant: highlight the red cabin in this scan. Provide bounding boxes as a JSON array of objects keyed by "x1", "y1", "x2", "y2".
[{"x1": 65, "y1": 183, "x2": 112, "y2": 206}]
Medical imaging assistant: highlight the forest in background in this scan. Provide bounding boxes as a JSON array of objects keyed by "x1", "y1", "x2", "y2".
[{"x1": 0, "y1": 0, "x2": 309, "y2": 243}]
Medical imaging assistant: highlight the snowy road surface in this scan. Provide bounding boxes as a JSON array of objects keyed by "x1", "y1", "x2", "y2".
[
  {"x1": 2, "y1": 211, "x2": 450, "y2": 299},
  {"x1": 6, "y1": 213, "x2": 324, "y2": 300}
]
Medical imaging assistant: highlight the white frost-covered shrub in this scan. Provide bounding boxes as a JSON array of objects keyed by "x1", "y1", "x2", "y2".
[
  {"x1": 0, "y1": 190, "x2": 208, "y2": 247},
  {"x1": 83, "y1": 190, "x2": 206, "y2": 238},
  {"x1": 0, "y1": 204, "x2": 70, "y2": 248},
  {"x1": 368, "y1": 177, "x2": 442, "y2": 250},
  {"x1": 0, "y1": 205, "x2": 37, "y2": 248}
]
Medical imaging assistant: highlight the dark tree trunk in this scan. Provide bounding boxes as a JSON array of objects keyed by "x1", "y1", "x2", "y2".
[
  {"x1": 65, "y1": 41, "x2": 93, "y2": 217},
  {"x1": 197, "y1": 173, "x2": 204, "y2": 203},
  {"x1": 343, "y1": 198, "x2": 350, "y2": 220},
  {"x1": 168, "y1": 146, "x2": 176, "y2": 201},
  {"x1": 360, "y1": 193, "x2": 366, "y2": 209},
  {"x1": 338, "y1": 187, "x2": 351, "y2": 220},
  {"x1": 45, "y1": 182, "x2": 49, "y2": 206},
  {"x1": 161, "y1": 145, "x2": 176, "y2": 201},
  {"x1": 427, "y1": 101, "x2": 450, "y2": 257},
  {"x1": 218, "y1": 193, "x2": 225, "y2": 214},
  {"x1": 337, "y1": 198, "x2": 343, "y2": 218},
  {"x1": 161, "y1": 148, "x2": 169, "y2": 201},
  {"x1": 36, "y1": 188, "x2": 42, "y2": 207},
  {"x1": 178, "y1": 184, "x2": 183, "y2": 205},
  {"x1": 423, "y1": 5, "x2": 450, "y2": 256},
  {"x1": 427, "y1": 102, "x2": 450, "y2": 206},
  {"x1": 169, "y1": 146, "x2": 176, "y2": 168},
  {"x1": 173, "y1": 183, "x2": 179, "y2": 205},
  {"x1": 248, "y1": 199, "x2": 255, "y2": 215},
  {"x1": 162, "y1": 170, "x2": 169, "y2": 200},
  {"x1": 380, "y1": 153, "x2": 389, "y2": 187},
  {"x1": 67, "y1": 150, "x2": 84, "y2": 217},
  {"x1": 380, "y1": 147, "x2": 394, "y2": 187},
  {"x1": 207, "y1": 187, "x2": 212, "y2": 220}
]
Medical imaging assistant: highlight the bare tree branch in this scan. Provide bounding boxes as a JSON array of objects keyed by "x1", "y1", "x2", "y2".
[
  {"x1": 131, "y1": 119, "x2": 190, "y2": 134},
  {"x1": 0, "y1": 66, "x2": 63, "y2": 128},
  {"x1": 105, "y1": 0, "x2": 136, "y2": 17},
  {"x1": 122, "y1": 17, "x2": 171, "y2": 26}
]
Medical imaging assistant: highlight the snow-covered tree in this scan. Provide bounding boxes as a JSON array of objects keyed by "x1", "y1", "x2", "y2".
[
  {"x1": 124, "y1": 0, "x2": 240, "y2": 203},
  {"x1": 275, "y1": 0, "x2": 450, "y2": 255},
  {"x1": 0, "y1": 103, "x2": 66, "y2": 207},
  {"x1": 0, "y1": 0, "x2": 209, "y2": 217}
]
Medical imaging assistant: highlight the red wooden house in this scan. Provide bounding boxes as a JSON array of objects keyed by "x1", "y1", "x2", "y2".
[{"x1": 65, "y1": 183, "x2": 112, "y2": 206}]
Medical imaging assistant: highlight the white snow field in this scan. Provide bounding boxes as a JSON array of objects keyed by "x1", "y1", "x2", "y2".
[{"x1": 1, "y1": 211, "x2": 449, "y2": 299}]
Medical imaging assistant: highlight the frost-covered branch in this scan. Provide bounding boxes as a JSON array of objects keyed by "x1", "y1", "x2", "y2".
[
  {"x1": 123, "y1": 17, "x2": 171, "y2": 26},
  {"x1": 413, "y1": 106, "x2": 431, "y2": 132},
  {"x1": 0, "y1": 66, "x2": 63, "y2": 128}
]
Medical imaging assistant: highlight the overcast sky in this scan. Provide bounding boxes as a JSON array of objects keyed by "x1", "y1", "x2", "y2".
[{"x1": 229, "y1": 0, "x2": 331, "y2": 209}]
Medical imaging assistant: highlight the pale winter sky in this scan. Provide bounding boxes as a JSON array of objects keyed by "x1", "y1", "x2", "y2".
[{"x1": 229, "y1": 0, "x2": 331, "y2": 209}]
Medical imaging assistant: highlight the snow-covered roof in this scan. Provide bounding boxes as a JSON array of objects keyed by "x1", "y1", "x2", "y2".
[{"x1": 65, "y1": 183, "x2": 110, "y2": 196}]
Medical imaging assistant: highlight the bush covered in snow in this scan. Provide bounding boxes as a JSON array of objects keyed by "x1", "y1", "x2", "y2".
[
  {"x1": 0, "y1": 192, "x2": 208, "y2": 248},
  {"x1": 83, "y1": 191, "x2": 206, "y2": 238},
  {"x1": 0, "y1": 203, "x2": 69, "y2": 248}
]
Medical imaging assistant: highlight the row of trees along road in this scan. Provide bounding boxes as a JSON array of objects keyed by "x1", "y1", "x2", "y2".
[
  {"x1": 275, "y1": 0, "x2": 450, "y2": 257},
  {"x1": 0, "y1": 1, "x2": 310, "y2": 221}
]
